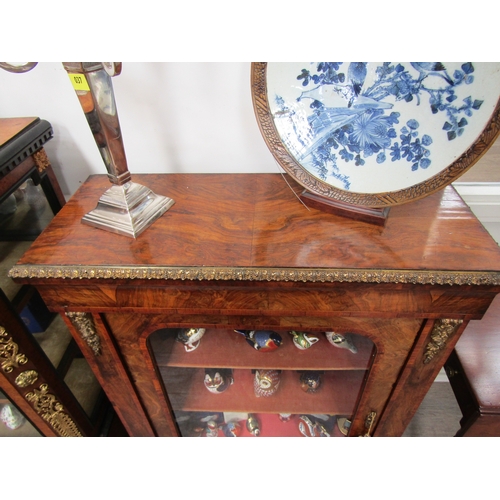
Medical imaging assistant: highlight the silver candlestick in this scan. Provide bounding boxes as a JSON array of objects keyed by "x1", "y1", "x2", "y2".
[{"x1": 62, "y1": 62, "x2": 174, "y2": 238}]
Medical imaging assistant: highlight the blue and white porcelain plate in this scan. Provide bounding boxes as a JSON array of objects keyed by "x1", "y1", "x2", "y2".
[{"x1": 252, "y1": 62, "x2": 500, "y2": 207}]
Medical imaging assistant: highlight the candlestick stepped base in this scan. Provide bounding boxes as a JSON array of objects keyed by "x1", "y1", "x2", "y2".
[{"x1": 82, "y1": 181, "x2": 174, "y2": 238}]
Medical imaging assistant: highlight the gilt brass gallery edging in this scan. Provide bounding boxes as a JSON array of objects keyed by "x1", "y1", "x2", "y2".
[{"x1": 9, "y1": 265, "x2": 500, "y2": 286}]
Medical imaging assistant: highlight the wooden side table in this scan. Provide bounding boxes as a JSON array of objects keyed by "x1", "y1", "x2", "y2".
[
  {"x1": 10, "y1": 173, "x2": 500, "y2": 436},
  {"x1": 0, "y1": 117, "x2": 64, "y2": 333},
  {"x1": 0, "y1": 117, "x2": 65, "y2": 222}
]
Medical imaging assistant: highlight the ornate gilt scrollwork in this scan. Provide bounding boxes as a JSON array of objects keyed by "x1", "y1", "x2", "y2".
[
  {"x1": 65, "y1": 312, "x2": 101, "y2": 356},
  {"x1": 423, "y1": 319, "x2": 463, "y2": 364},
  {"x1": 1, "y1": 326, "x2": 82, "y2": 436},
  {"x1": 0, "y1": 325, "x2": 28, "y2": 373},
  {"x1": 32, "y1": 148, "x2": 50, "y2": 173},
  {"x1": 25, "y1": 383, "x2": 82, "y2": 437},
  {"x1": 15, "y1": 369, "x2": 39, "y2": 388}
]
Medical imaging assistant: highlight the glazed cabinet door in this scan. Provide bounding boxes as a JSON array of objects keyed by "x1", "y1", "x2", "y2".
[
  {"x1": 73, "y1": 311, "x2": 424, "y2": 437},
  {"x1": 149, "y1": 326, "x2": 372, "y2": 437}
]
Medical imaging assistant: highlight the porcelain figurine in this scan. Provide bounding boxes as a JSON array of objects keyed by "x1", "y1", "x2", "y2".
[
  {"x1": 253, "y1": 369, "x2": 281, "y2": 397},
  {"x1": 176, "y1": 327, "x2": 206, "y2": 352},
  {"x1": 234, "y1": 330, "x2": 282, "y2": 352},
  {"x1": 190, "y1": 412, "x2": 225, "y2": 436},
  {"x1": 0, "y1": 404, "x2": 25, "y2": 430},
  {"x1": 222, "y1": 421, "x2": 241, "y2": 437},
  {"x1": 315, "y1": 423, "x2": 331, "y2": 437},
  {"x1": 298, "y1": 415, "x2": 316, "y2": 437},
  {"x1": 205, "y1": 420, "x2": 220, "y2": 437},
  {"x1": 246, "y1": 414, "x2": 260, "y2": 436},
  {"x1": 298, "y1": 415, "x2": 331, "y2": 437},
  {"x1": 288, "y1": 330, "x2": 319, "y2": 350},
  {"x1": 198, "y1": 412, "x2": 224, "y2": 424},
  {"x1": 324, "y1": 331, "x2": 358, "y2": 354},
  {"x1": 299, "y1": 371, "x2": 323, "y2": 393},
  {"x1": 204, "y1": 368, "x2": 234, "y2": 394}
]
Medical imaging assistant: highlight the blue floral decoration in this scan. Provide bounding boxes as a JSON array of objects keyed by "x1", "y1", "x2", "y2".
[{"x1": 274, "y1": 62, "x2": 483, "y2": 189}]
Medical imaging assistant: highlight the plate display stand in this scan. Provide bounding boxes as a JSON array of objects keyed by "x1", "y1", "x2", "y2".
[{"x1": 299, "y1": 190, "x2": 390, "y2": 226}]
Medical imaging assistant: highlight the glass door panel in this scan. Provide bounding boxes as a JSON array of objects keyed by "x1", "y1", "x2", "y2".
[{"x1": 148, "y1": 327, "x2": 375, "y2": 437}]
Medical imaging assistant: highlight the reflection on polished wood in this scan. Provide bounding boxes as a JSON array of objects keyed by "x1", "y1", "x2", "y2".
[
  {"x1": 11, "y1": 174, "x2": 500, "y2": 277},
  {"x1": 9, "y1": 174, "x2": 500, "y2": 284},
  {"x1": 11, "y1": 174, "x2": 500, "y2": 437}
]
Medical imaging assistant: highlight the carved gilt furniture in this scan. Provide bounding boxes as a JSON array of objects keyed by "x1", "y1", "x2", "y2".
[
  {"x1": 1, "y1": 288, "x2": 97, "y2": 436},
  {"x1": 9, "y1": 173, "x2": 500, "y2": 436}
]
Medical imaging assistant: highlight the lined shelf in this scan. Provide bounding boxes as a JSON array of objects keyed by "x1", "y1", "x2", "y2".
[
  {"x1": 161, "y1": 367, "x2": 366, "y2": 415},
  {"x1": 150, "y1": 328, "x2": 374, "y2": 371}
]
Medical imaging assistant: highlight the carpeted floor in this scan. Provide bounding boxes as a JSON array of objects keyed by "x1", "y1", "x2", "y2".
[{"x1": 403, "y1": 381, "x2": 462, "y2": 437}]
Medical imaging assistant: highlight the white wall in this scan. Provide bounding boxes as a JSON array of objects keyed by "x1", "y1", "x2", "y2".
[
  {"x1": 453, "y1": 182, "x2": 500, "y2": 243},
  {"x1": 0, "y1": 62, "x2": 277, "y2": 197}
]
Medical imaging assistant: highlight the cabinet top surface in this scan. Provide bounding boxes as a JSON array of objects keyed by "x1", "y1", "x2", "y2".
[
  {"x1": 11, "y1": 174, "x2": 500, "y2": 285},
  {"x1": 0, "y1": 117, "x2": 39, "y2": 147}
]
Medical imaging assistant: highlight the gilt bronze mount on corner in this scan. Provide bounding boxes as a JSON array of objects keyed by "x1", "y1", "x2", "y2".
[{"x1": 62, "y1": 62, "x2": 174, "y2": 238}]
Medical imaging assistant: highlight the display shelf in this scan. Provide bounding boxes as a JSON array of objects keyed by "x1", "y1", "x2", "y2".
[
  {"x1": 175, "y1": 412, "x2": 346, "y2": 437},
  {"x1": 160, "y1": 367, "x2": 365, "y2": 415},
  {"x1": 150, "y1": 328, "x2": 374, "y2": 371},
  {"x1": 152, "y1": 328, "x2": 371, "y2": 435}
]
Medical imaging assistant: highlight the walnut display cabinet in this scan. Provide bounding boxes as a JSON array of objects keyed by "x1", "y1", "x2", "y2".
[{"x1": 9, "y1": 173, "x2": 500, "y2": 437}]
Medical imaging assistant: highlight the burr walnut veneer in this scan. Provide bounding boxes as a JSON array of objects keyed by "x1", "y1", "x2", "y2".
[{"x1": 10, "y1": 173, "x2": 500, "y2": 436}]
